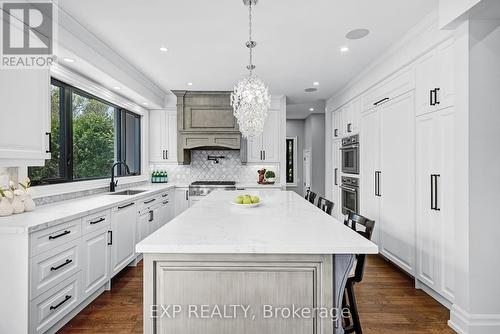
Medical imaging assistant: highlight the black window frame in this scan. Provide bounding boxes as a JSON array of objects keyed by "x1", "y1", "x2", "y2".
[{"x1": 29, "y1": 78, "x2": 142, "y2": 186}]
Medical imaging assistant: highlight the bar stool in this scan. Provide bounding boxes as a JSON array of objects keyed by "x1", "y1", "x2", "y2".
[
  {"x1": 317, "y1": 197, "x2": 334, "y2": 215},
  {"x1": 342, "y1": 211, "x2": 376, "y2": 334}
]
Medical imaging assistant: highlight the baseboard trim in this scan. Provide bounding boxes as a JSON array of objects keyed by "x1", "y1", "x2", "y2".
[
  {"x1": 415, "y1": 279, "x2": 452, "y2": 309},
  {"x1": 449, "y1": 304, "x2": 500, "y2": 334}
]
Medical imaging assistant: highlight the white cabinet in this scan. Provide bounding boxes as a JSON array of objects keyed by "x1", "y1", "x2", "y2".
[
  {"x1": 158, "y1": 192, "x2": 175, "y2": 228},
  {"x1": 332, "y1": 108, "x2": 343, "y2": 139},
  {"x1": 149, "y1": 109, "x2": 177, "y2": 163},
  {"x1": 416, "y1": 107, "x2": 455, "y2": 302},
  {"x1": 247, "y1": 110, "x2": 280, "y2": 163},
  {"x1": 338, "y1": 99, "x2": 361, "y2": 137},
  {"x1": 0, "y1": 69, "x2": 51, "y2": 166},
  {"x1": 110, "y1": 202, "x2": 137, "y2": 277},
  {"x1": 175, "y1": 188, "x2": 190, "y2": 216},
  {"x1": 331, "y1": 139, "x2": 342, "y2": 220},
  {"x1": 81, "y1": 228, "x2": 110, "y2": 299},
  {"x1": 360, "y1": 91, "x2": 415, "y2": 275},
  {"x1": 415, "y1": 38, "x2": 455, "y2": 116}
]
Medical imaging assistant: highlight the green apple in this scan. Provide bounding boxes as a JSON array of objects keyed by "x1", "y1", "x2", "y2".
[
  {"x1": 243, "y1": 196, "x2": 252, "y2": 204},
  {"x1": 250, "y1": 196, "x2": 260, "y2": 204},
  {"x1": 235, "y1": 195, "x2": 244, "y2": 204}
]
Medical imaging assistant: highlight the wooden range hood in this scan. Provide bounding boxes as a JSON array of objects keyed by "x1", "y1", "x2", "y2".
[{"x1": 173, "y1": 91, "x2": 247, "y2": 165}]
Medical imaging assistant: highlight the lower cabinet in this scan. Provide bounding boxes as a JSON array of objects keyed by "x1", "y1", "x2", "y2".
[
  {"x1": 81, "y1": 227, "x2": 111, "y2": 299},
  {"x1": 175, "y1": 188, "x2": 190, "y2": 215},
  {"x1": 110, "y1": 202, "x2": 137, "y2": 277}
]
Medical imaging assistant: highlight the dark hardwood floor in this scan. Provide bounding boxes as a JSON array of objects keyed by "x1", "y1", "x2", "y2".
[{"x1": 58, "y1": 255, "x2": 455, "y2": 334}]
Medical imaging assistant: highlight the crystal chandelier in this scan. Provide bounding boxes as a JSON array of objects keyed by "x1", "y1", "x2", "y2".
[{"x1": 231, "y1": 0, "x2": 271, "y2": 139}]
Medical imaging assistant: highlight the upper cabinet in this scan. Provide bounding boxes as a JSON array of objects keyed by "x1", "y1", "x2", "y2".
[
  {"x1": 149, "y1": 109, "x2": 177, "y2": 163},
  {"x1": 247, "y1": 109, "x2": 281, "y2": 163},
  {"x1": 332, "y1": 108, "x2": 343, "y2": 139},
  {"x1": 0, "y1": 69, "x2": 50, "y2": 166},
  {"x1": 416, "y1": 38, "x2": 455, "y2": 116}
]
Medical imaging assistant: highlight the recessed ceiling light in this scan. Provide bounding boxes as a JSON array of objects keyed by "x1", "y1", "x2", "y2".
[
  {"x1": 346, "y1": 28, "x2": 370, "y2": 40},
  {"x1": 142, "y1": 102, "x2": 149, "y2": 106},
  {"x1": 113, "y1": 86, "x2": 121, "y2": 90},
  {"x1": 160, "y1": 47, "x2": 168, "y2": 52},
  {"x1": 340, "y1": 46, "x2": 350, "y2": 53},
  {"x1": 313, "y1": 82, "x2": 320, "y2": 86},
  {"x1": 309, "y1": 108, "x2": 315, "y2": 112},
  {"x1": 187, "y1": 82, "x2": 193, "y2": 86},
  {"x1": 63, "y1": 57, "x2": 75, "y2": 63},
  {"x1": 304, "y1": 87, "x2": 318, "y2": 93}
]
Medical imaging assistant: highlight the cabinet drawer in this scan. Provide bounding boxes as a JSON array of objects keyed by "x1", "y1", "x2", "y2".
[
  {"x1": 30, "y1": 272, "x2": 81, "y2": 334},
  {"x1": 82, "y1": 209, "x2": 111, "y2": 235},
  {"x1": 30, "y1": 219, "x2": 81, "y2": 257},
  {"x1": 362, "y1": 66, "x2": 415, "y2": 112},
  {"x1": 30, "y1": 238, "x2": 81, "y2": 299}
]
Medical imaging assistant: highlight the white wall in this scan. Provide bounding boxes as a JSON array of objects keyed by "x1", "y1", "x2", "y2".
[
  {"x1": 286, "y1": 120, "x2": 305, "y2": 196},
  {"x1": 439, "y1": 0, "x2": 482, "y2": 28},
  {"x1": 304, "y1": 114, "x2": 325, "y2": 197}
]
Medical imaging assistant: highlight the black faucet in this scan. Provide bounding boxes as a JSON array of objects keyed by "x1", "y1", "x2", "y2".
[{"x1": 110, "y1": 161, "x2": 130, "y2": 192}]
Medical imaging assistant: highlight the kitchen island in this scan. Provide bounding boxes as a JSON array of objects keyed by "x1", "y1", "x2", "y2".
[{"x1": 136, "y1": 190, "x2": 378, "y2": 334}]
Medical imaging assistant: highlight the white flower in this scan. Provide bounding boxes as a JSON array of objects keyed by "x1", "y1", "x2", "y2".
[
  {"x1": 25, "y1": 177, "x2": 30, "y2": 184},
  {"x1": 4, "y1": 190, "x2": 13, "y2": 199},
  {"x1": 14, "y1": 189, "x2": 24, "y2": 196},
  {"x1": 9, "y1": 180, "x2": 15, "y2": 189}
]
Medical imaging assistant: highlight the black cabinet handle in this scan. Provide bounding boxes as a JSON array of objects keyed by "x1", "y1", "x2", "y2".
[
  {"x1": 49, "y1": 230, "x2": 70, "y2": 240},
  {"x1": 334, "y1": 168, "x2": 338, "y2": 186},
  {"x1": 50, "y1": 259, "x2": 72, "y2": 271},
  {"x1": 334, "y1": 129, "x2": 339, "y2": 137},
  {"x1": 46, "y1": 132, "x2": 52, "y2": 153},
  {"x1": 431, "y1": 174, "x2": 441, "y2": 211},
  {"x1": 144, "y1": 198, "x2": 156, "y2": 204},
  {"x1": 374, "y1": 97, "x2": 389, "y2": 106},
  {"x1": 185, "y1": 190, "x2": 189, "y2": 201},
  {"x1": 108, "y1": 230, "x2": 112, "y2": 245},
  {"x1": 163, "y1": 200, "x2": 169, "y2": 205},
  {"x1": 162, "y1": 193, "x2": 168, "y2": 198},
  {"x1": 166, "y1": 150, "x2": 168, "y2": 160},
  {"x1": 118, "y1": 202, "x2": 134, "y2": 210},
  {"x1": 89, "y1": 217, "x2": 105, "y2": 225},
  {"x1": 263, "y1": 151, "x2": 266, "y2": 161},
  {"x1": 148, "y1": 210, "x2": 154, "y2": 222},
  {"x1": 162, "y1": 150, "x2": 165, "y2": 159},
  {"x1": 434, "y1": 88, "x2": 440, "y2": 105},
  {"x1": 430, "y1": 89, "x2": 435, "y2": 106},
  {"x1": 347, "y1": 123, "x2": 352, "y2": 133},
  {"x1": 375, "y1": 171, "x2": 382, "y2": 197},
  {"x1": 50, "y1": 295, "x2": 71, "y2": 311},
  {"x1": 431, "y1": 174, "x2": 435, "y2": 210}
]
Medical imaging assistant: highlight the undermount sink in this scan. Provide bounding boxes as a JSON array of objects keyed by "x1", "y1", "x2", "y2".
[{"x1": 109, "y1": 190, "x2": 147, "y2": 196}]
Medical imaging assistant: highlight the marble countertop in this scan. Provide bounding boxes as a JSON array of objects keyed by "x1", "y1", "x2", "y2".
[
  {"x1": 0, "y1": 183, "x2": 175, "y2": 234},
  {"x1": 136, "y1": 190, "x2": 378, "y2": 255}
]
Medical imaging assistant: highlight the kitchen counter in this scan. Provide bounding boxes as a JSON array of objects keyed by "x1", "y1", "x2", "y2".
[
  {"x1": 138, "y1": 191, "x2": 377, "y2": 334},
  {"x1": 137, "y1": 190, "x2": 377, "y2": 254},
  {"x1": 0, "y1": 183, "x2": 175, "y2": 234}
]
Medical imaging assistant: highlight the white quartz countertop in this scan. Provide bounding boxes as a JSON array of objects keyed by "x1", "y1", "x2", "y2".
[
  {"x1": 0, "y1": 183, "x2": 175, "y2": 234},
  {"x1": 136, "y1": 191, "x2": 378, "y2": 255}
]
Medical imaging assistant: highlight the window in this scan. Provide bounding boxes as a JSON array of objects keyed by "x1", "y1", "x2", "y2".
[
  {"x1": 286, "y1": 137, "x2": 298, "y2": 186},
  {"x1": 28, "y1": 79, "x2": 141, "y2": 185}
]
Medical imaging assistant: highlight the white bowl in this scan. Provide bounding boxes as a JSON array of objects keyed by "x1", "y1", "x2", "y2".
[{"x1": 231, "y1": 201, "x2": 262, "y2": 208}]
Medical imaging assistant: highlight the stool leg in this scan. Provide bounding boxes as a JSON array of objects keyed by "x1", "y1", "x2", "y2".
[
  {"x1": 347, "y1": 282, "x2": 362, "y2": 334},
  {"x1": 343, "y1": 290, "x2": 351, "y2": 329}
]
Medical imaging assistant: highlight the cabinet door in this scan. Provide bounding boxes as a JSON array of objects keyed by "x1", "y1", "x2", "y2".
[
  {"x1": 341, "y1": 104, "x2": 352, "y2": 136},
  {"x1": 332, "y1": 139, "x2": 342, "y2": 219},
  {"x1": 415, "y1": 49, "x2": 437, "y2": 117},
  {"x1": 436, "y1": 39, "x2": 455, "y2": 110},
  {"x1": 110, "y1": 203, "x2": 136, "y2": 277},
  {"x1": 379, "y1": 92, "x2": 415, "y2": 275},
  {"x1": 247, "y1": 135, "x2": 263, "y2": 162},
  {"x1": 0, "y1": 69, "x2": 50, "y2": 163},
  {"x1": 350, "y1": 98, "x2": 361, "y2": 134},
  {"x1": 165, "y1": 111, "x2": 178, "y2": 162},
  {"x1": 262, "y1": 110, "x2": 280, "y2": 162},
  {"x1": 149, "y1": 110, "x2": 166, "y2": 162},
  {"x1": 416, "y1": 113, "x2": 439, "y2": 289},
  {"x1": 436, "y1": 107, "x2": 456, "y2": 301},
  {"x1": 82, "y1": 228, "x2": 110, "y2": 298},
  {"x1": 333, "y1": 109, "x2": 342, "y2": 139},
  {"x1": 152, "y1": 206, "x2": 162, "y2": 232},
  {"x1": 138, "y1": 212, "x2": 151, "y2": 243},
  {"x1": 360, "y1": 109, "x2": 380, "y2": 244},
  {"x1": 175, "y1": 188, "x2": 190, "y2": 216}
]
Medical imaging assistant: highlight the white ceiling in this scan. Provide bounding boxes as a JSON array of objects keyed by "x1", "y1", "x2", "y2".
[{"x1": 58, "y1": 0, "x2": 437, "y2": 116}]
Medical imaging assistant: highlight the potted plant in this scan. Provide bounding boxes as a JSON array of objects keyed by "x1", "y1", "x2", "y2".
[
  {"x1": 0, "y1": 187, "x2": 14, "y2": 217},
  {"x1": 264, "y1": 170, "x2": 276, "y2": 183}
]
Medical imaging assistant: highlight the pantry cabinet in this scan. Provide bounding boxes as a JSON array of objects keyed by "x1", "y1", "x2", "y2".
[
  {"x1": 415, "y1": 38, "x2": 455, "y2": 116},
  {"x1": 0, "y1": 69, "x2": 51, "y2": 166},
  {"x1": 360, "y1": 91, "x2": 415, "y2": 275},
  {"x1": 149, "y1": 109, "x2": 177, "y2": 163},
  {"x1": 416, "y1": 107, "x2": 455, "y2": 302},
  {"x1": 247, "y1": 109, "x2": 280, "y2": 163}
]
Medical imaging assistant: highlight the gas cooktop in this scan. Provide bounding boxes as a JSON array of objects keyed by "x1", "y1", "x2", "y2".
[{"x1": 190, "y1": 181, "x2": 236, "y2": 186}]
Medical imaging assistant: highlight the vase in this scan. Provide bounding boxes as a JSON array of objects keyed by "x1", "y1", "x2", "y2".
[
  {"x1": 0, "y1": 197, "x2": 13, "y2": 217},
  {"x1": 24, "y1": 194, "x2": 36, "y2": 212},
  {"x1": 11, "y1": 195, "x2": 25, "y2": 214}
]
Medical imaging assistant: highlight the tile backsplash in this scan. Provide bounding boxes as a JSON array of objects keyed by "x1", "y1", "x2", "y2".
[{"x1": 151, "y1": 150, "x2": 279, "y2": 185}]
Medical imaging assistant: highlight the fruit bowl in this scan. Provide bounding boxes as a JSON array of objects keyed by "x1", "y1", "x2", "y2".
[{"x1": 232, "y1": 195, "x2": 262, "y2": 208}]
